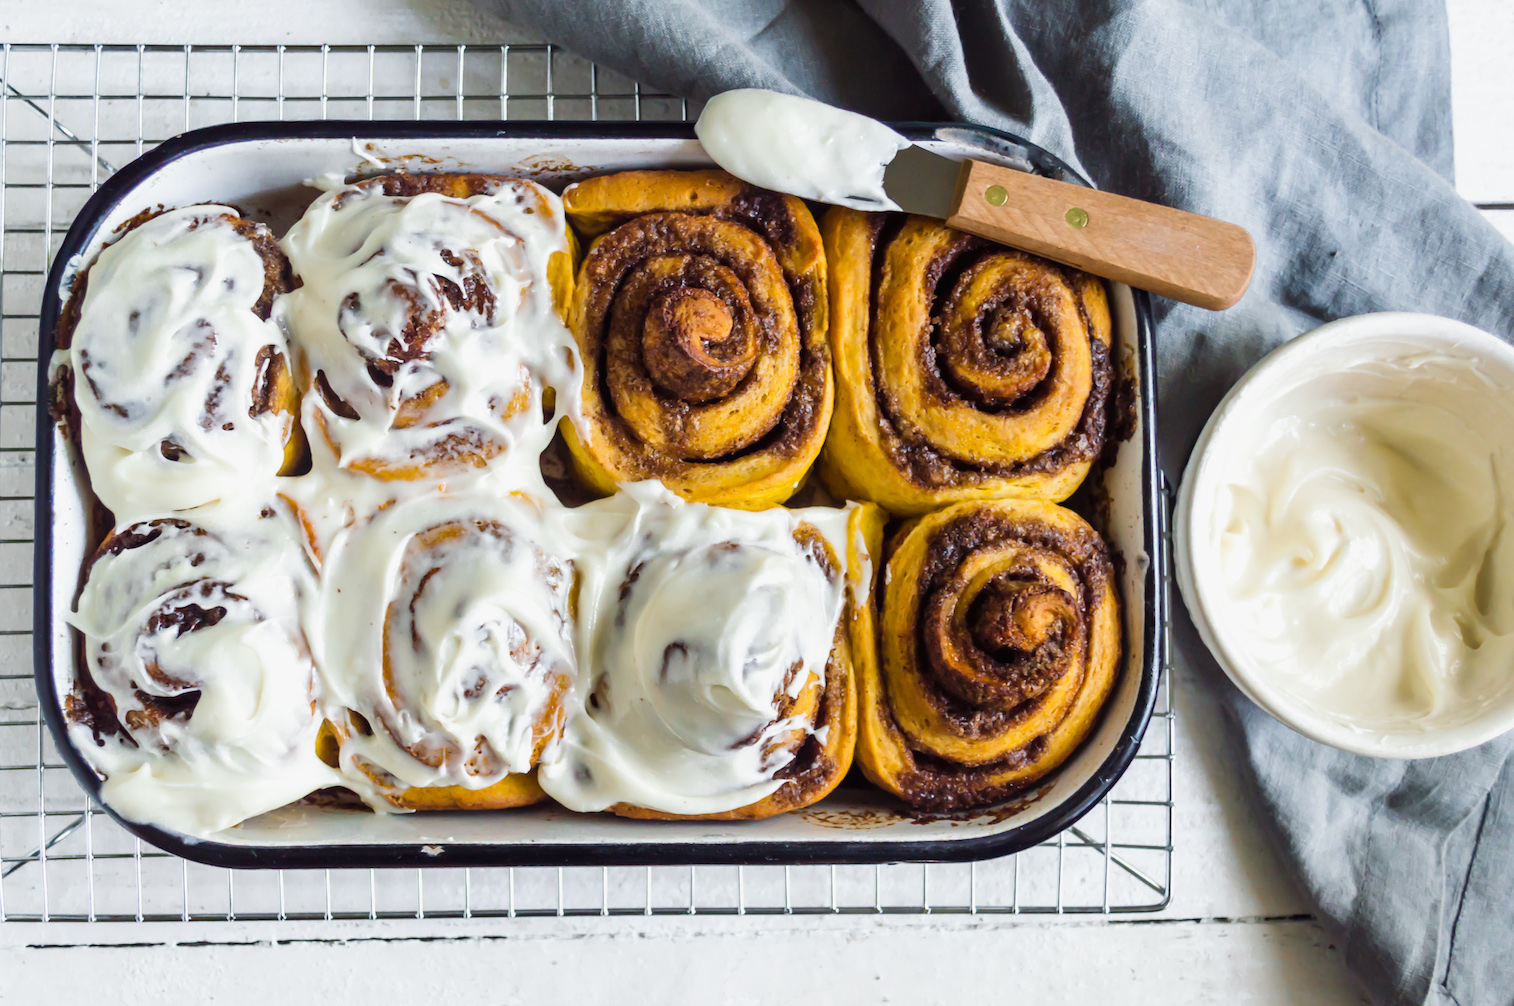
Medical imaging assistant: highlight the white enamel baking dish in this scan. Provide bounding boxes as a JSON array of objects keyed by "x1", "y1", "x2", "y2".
[{"x1": 35, "y1": 121, "x2": 1164, "y2": 867}]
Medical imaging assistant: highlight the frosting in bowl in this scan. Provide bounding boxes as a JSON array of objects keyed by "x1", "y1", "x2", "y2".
[{"x1": 1182, "y1": 321, "x2": 1514, "y2": 753}]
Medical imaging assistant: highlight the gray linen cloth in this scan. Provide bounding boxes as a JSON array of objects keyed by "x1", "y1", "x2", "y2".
[{"x1": 476, "y1": 1, "x2": 1514, "y2": 1002}]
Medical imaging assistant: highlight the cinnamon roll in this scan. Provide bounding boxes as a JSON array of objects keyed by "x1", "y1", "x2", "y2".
[
  {"x1": 315, "y1": 492, "x2": 575, "y2": 810},
  {"x1": 855, "y1": 499, "x2": 1120, "y2": 812},
  {"x1": 57, "y1": 206, "x2": 300, "y2": 522},
  {"x1": 279, "y1": 173, "x2": 578, "y2": 481},
  {"x1": 820, "y1": 209, "x2": 1114, "y2": 515},
  {"x1": 64, "y1": 502, "x2": 339, "y2": 836},
  {"x1": 561, "y1": 170, "x2": 831, "y2": 508},
  {"x1": 538, "y1": 483, "x2": 878, "y2": 820}
]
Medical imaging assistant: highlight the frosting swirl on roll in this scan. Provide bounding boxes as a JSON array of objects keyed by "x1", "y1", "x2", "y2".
[
  {"x1": 59, "y1": 206, "x2": 299, "y2": 521},
  {"x1": 314, "y1": 491, "x2": 575, "y2": 807},
  {"x1": 65, "y1": 503, "x2": 338, "y2": 836},
  {"x1": 538, "y1": 482, "x2": 856, "y2": 817},
  {"x1": 278, "y1": 173, "x2": 579, "y2": 481}
]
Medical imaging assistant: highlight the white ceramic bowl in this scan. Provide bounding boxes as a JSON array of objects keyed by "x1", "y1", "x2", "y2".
[{"x1": 1176, "y1": 312, "x2": 1514, "y2": 758}]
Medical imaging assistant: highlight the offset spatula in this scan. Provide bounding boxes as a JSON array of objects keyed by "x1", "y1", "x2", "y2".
[{"x1": 695, "y1": 89, "x2": 1255, "y2": 311}]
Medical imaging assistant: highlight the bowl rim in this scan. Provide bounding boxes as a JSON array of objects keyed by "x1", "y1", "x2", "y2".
[{"x1": 1176, "y1": 310, "x2": 1514, "y2": 759}]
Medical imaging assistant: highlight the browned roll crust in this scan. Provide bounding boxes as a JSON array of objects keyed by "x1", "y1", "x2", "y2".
[
  {"x1": 820, "y1": 208, "x2": 1114, "y2": 516},
  {"x1": 562, "y1": 169, "x2": 831, "y2": 509},
  {"x1": 855, "y1": 499, "x2": 1121, "y2": 812}
]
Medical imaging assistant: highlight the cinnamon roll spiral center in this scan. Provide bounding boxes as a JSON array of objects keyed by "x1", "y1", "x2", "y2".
[
  {"x1": 593, "y1": 212, "x2": 800, "y2": 462},
  {"x1": 921, "y1": 544, "x2": 1082, "y2": 712},
  {"x1": 968, "y1": 577, "x2": 1073, "y2": 660},
  {"x1": 872, "y1": 221, "x2": 1108, "y2": 470},
  {"x1": 939, "y1": 254, "x2": 1058, "y2": 407},
  {"x1": 641, "y1": 286, "x2": 754, "y2": 403},
  {"x1": 336, "y1": 245, "x2": 501, "y2": 375}
]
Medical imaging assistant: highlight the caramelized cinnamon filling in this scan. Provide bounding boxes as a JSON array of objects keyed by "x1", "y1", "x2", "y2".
[
  {"x1": 641, "y1": 286, "x2": 755, "y2": 402},
  {"x1": 857, "y1": 216, "x2": 1115, "y2": 487},
  {"x1": 865, "y1": 500, "x2": 1119, "y2": 812},
  {"x1": 566, "y1": 173, "x2": 830, "y2": 499}
]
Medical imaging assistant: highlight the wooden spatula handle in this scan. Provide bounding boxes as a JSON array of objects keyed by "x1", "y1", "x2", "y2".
[{"x1": 947, "y1": 159, "x2": 1255, "y2": 311}]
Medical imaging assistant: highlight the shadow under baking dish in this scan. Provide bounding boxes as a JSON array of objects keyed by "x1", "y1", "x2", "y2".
[{"x1": 33, "y1": 120, "x2": 1165, "y2": 869}]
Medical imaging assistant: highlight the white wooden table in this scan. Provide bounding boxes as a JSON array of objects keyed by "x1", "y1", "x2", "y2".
[{"x1": 0, "y1": 1, "x2": 1507, "y2": 1001}]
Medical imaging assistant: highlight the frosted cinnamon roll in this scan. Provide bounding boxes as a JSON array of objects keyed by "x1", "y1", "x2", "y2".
[
  {"x1": 855, "y1": 499, "x2": 1120, "y2": 811},
  {"x1": 56, "y1": 206, "x2": 300, "y2": 522},
  {"x1": 64, "y1": 503, "x2": 338, "y2": 836},
  {"x1": 561, "y1": 170, "x2": 831, "y2": 509},
  {"x1": 278, "y1": 173, "x2": 578, "y2": 481},
  {"x1": 538, "y1": 483, "x2": 878, "y2": 820},
  {"x1": 314, "y1": 491, "x2": 575, "y2": 810},
  {"x1": 820, "y1": 209, "x2": 1114, "y2": 515}
]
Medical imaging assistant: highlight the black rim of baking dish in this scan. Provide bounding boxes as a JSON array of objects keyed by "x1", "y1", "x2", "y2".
[{"x1": 33, "y1": 119, "x2": 1165, "y2": 869}]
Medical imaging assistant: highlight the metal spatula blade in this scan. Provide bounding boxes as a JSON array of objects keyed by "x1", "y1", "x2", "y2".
[{"x1": 697, "y1": 89, "x2": 1256, "y2": 310}]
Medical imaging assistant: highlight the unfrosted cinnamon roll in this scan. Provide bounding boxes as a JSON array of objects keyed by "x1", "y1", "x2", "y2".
[
  {"x1": 315, "y1": 492, "x2": 575, "y2": 810},
  {"x1": 561, "y1": 170, "x2": 831, "y2": 508},
  {"x1": 855, "y1": 499, "x2": 1120, "y2": 811},
  {"x1": 538, "y1": 483, "x2": 879, "y2": 820},
  {"x1": 64, "y1": 502, "x2": 339, "y2": 836},
  {"x1": 820, "y1": 209, "x2": 1113, "y2": 515},
  {"x1": 56, "y1": 206, "x2": 300, "y2": 522},
  {"x1": 279, "y1": 173, "x2": 578, "y2": 481}
]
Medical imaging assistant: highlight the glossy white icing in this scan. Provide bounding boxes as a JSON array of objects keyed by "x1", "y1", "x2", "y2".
[
  {"x1": 694, "y1": 89, "x2": 909, "y2": 211},
  {"x1": 63, "y1": 175, "x2": 867, "y2": 837},
  {"x1": 1190, "y1": 341, "x2": 1514, "y2": 738},
  {"x1": 68, "y1": 207, "x2": 294, "y2": 522},
  {"x1": 66, "y1": 500, "x2": 340, "y2": 836},
  {"x1": 277, "y1": 174, "x2": 579, "y2": 481},
  {"x1": 313, "y1": 490, "x2": 576, "y2": 802},
  {"x1": 538, "y1": 482, "x2": 855, "y2": 816}
]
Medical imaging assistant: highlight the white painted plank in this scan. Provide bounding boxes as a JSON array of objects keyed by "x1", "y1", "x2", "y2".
[
  {"x1": 1482, "y1": 208, "x2": 1514, "y2": 245},
  {"x1": 0, "y1": 916, "x2": 1370, "y2": 1006},
  {"x1": 1161, "y1": 663, "x2": 1314, "y2": 920},
  {"x1": 1449, "y1": 0, "x2": 1514, "y2": 203}
]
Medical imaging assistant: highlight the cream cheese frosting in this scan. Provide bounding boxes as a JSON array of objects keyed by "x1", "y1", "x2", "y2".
[
  {"x1": 313, "y1": 490, "x2": 576, "y2": 802},
  {"x1": 66, "y1": 500, "x2": 341, "y2": 836},
  {"x1": 538, "y1": 481, "x2": 854, "y2": 816},
  {"x1": 694, "y1": 89, "x2": 910, "y2": 212},
  {"x1": 1195, "y1": 347, "x2": 1514, "y2": 736},
  {"x1": 67, "y1": 207, "x2": 294, "y2": 522},
  {"x1": 277, "y1": 175, "x2": 579, "y2": 480},
  {"x1": 62, "y1": 176, "x2": 868, "y2": 837}
]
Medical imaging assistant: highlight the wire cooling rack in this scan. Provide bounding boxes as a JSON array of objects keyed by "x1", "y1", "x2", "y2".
[{"x1": 0, "y1": 42, "x2": 1175, "y2": 922}]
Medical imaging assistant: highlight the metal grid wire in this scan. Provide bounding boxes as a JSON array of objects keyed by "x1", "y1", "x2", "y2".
[{"x1": 0, "y1": 42, "x2": 1175, "y2": 922}]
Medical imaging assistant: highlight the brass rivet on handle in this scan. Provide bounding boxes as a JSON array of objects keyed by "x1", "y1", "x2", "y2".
[
  {"x1": 1065, "y1": 207, "x2": 1090, "y2": 228},
  {"x1": 984, "y1": 184, "x2": 1008, "y2": 206}
]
